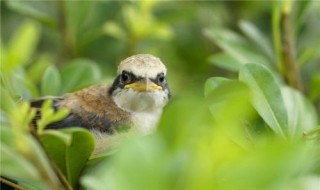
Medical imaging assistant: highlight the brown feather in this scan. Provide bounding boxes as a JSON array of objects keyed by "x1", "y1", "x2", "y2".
[{"x1": 31, "y1": 84, "x2": 131, "y2": 133}]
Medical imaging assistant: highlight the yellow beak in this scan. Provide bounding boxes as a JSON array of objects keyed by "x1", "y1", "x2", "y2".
[{"x1": 124, "y1": 82, "x2": 162, "y2": 92}]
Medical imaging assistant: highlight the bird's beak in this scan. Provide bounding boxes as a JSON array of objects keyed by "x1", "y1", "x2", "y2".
[{"x1": 124, "y1": 80, "x2": 162, "y2": 92}]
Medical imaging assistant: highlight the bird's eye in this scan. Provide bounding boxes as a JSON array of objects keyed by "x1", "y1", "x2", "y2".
[
  {"x1": 158, "y1": 75, "x2": 165, "y2": 83},
  {"x1": 121, "y1": 72, "x2": 131, "y2": 83}
]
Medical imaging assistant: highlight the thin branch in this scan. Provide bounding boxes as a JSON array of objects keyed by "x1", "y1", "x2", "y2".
[
  {"x1": 0, "y1": 177, "x2": 26, "y2": 190},
  {"x1": 57, "y1": 1, "x2": 75, "y2": 62},
  {"x1": 272, "y1": 1, "x2": 284, "y2": 73},
  {"x1": 282, "y1": 0, "x2": 303, "y2": 91}
]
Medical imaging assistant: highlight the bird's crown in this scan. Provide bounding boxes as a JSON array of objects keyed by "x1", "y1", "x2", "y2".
[{"x1": 117, "y1": 54, "x2": 167, "y2": 78}]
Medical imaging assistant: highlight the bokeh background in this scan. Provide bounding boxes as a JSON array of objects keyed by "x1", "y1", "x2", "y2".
[
  {"x1": 1, "y1": 1, "x2": 320, "y2": 190},
  {"x1": 2, "y1": 1, "x2": 318, "y2": 97}
]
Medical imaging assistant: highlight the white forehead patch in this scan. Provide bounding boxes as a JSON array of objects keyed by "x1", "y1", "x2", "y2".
[{"x1": 117, "y1": 54, "x2": 167, "y2": 78}]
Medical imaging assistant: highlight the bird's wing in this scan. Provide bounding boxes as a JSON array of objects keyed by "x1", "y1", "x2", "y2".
[
  {"x1": 30, "y1": 95, "x2": 88, "y2": 130},
  {"x1": 30, "y1": 85, "x2": 130, "y2": 133}
]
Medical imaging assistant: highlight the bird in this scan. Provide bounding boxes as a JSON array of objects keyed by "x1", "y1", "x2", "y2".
[{"x1": 30, "y1": 54, "x2": 171, "y2": 153}]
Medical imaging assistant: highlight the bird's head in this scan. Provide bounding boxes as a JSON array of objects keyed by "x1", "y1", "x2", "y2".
[{"x1": 109, "y1": 54, "x2": 170, "y2": 113}]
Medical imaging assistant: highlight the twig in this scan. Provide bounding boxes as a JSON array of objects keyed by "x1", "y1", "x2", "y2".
[
  {"x1": 57, "y1": 1, "x2": 75, "y2": 62},
  {"x1": 282, "y1": 0, "x2": 303, "y2": 91},
  {"x1": 272, "y1": 1, "x2": 284, "y2": 73},
  {"x1": 0, "y1": 177, "x2": 25, "y2": 190}
]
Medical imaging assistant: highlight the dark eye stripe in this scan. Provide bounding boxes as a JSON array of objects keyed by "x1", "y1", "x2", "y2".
[{"x1": 109, "y1": 71, "x2": 170, "y2": 95}]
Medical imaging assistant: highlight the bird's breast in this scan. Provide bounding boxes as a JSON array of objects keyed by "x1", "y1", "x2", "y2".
[{"x1": 129, "y1": 109, "x2": 162, "y2": 134}]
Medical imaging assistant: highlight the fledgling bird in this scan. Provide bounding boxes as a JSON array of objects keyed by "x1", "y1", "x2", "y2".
[{"x1": 31, "y1": 54, "x2": 170, "y2": 153}]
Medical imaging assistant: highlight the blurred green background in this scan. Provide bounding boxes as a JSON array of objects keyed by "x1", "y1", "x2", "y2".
[
  {"x1": 1, "y1": 1, "x2": 320, "y2": 190},
  {"x1": 1, "y1": 1, "x2": 320, "y2": 98}
]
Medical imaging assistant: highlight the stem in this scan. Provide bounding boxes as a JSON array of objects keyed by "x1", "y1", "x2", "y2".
[
  {"x1": 0, "y1": 177, "x2": 25, "y2": 190},
  {"x1": 57, "y1": 0, "x2": 75, "y2": 62},
  {"x1": 272, "y1": 1, "x2": 284, "y2": 73},
  {"x1": 282, "y1": 0, "x2": 303, "y2": 91}
]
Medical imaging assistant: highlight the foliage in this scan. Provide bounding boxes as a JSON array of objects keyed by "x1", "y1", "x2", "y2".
[{"x1": 1, "y1": 1, "x2": 320, "y2": 190}]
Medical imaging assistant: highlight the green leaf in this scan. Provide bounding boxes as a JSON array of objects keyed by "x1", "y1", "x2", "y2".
[
  {"x1": 41, "y1": 65, "x2": 61, "y2": 96},
  {"x1": 309, "y1": 74, "x2": 320, "y2": 101},
  {"x1": 27, "y1": 54, "x2": 52, "y2": 83},
  {"x1": 1, "y1": 143, "x2": 42, "y2": 184},
  {"x1": 4, "y1": 20, "x2": 40, "y2": 73},
  {"x1": 282, "y1": 87, "x2": 318, "y2": 138},
  {"x1": 0, "y1": 88, "x2": 16, "y2": 113},
  {"x1": 6, "y1": 1, "x2": 57, "y2": 28},
  {"x1": 208, "y1": 53, "x2": 241, "y2": 72},
  {"x1": 1, "y1": 69, "x2": 37, "y2": 100},
  {"x1": 65, "y1": 1, "x2": 92, "y2": 36},
  {"x1": 103, "y1": 21, "x2": 127, "y2": 40},
  {"x1": 204, "y1": 27, "x2": 270, "y2": 71},
  {"x1": 294, "y1": 0, "x2": 312, "y2": 34},
  {"x1": 239, "y1": 63, "x2": 288, "y2": 138},
  {"x1": 36, "y1": 100, "x2": 69, "y2": 133},
  {"x1": 1, "y1": 126, "x2": 59, "y2": 189},
  {"x1": 239, "y1": 20, "x2": 274, "y2": 61},
  {"x1": 297, "y1": 48, "x2": 316, "y2": 67},
  {"x1": 60, "y1": 59, "x2": 101, "y2": 94},
  {"x1": 204, "y1": 77, "x2": 252, "y2": 138},
  {"x1": 41, "y1": 128, "x2": 95, "y2": 188},
  {"x1": 204, "y1": 77, "x2": 231, "y2": 97}
]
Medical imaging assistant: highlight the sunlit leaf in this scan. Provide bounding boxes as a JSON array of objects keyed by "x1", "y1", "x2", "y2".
[
  {"x1": 0, "y1": 88, "x2": 16, "y2": 113},
  {"x1": 41, "y1": 128, "x2": 95, "y2": 188},
  {"x1": 204, "y1": 27, "x2": 270, "y2": 70},
  {"x1": 103, "y1": 21, "x2": 127, "y2": 40},
  {"x1": 4, "y1": 20, "x2": 40, "y2": 73},
  {"x1": 36, "y1": 100, "x2": 69, "y2": 134},
  {"x1": 239, "y1": 20, "x2": 274, "y2": 61},
  {"x1": 239, "y1": 63, "x2": 288, "y2": 138},
  {"x1": 208, "y1": 53, "x2": 241, "y2": 72},
  {"x1": 282, "y1": 87, "x2": 317, "y2": 138},
  {"x1": 204, "y1": 77, "x2": 231, "y2": 97}
]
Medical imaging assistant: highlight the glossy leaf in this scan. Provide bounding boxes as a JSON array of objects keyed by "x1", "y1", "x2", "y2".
[
  {"x1": 60, "y1": 59, "x2": 101, "y2": 94},
  {"x1": 41, "y1": 128, "x2": 95, "y2": 188},
  {"x1": 4, "y1": 20, "x2": 40, "y2": 73},
  {"x1": 282, "y1": 87, "x2": 317, "y2": 138},
  {"x1": 208, "y1": 53, "x2": 241, "y2": 72},
  {"x1": 204, "y1": 77, "x2": 231, "y2": 97},
  {"x1": 0, "y1": 88, "x2": 16, "y2": 113},
  {"x1": 239, "y1": 63, "x2": 288, "y2": 138},
  {"x1": 204, "y1": 27, "x2": 270, "y2": 70},
  {"x1": 41, "y1": 65, "x2": 61, "y2": 96},
  {"x1": 239, "y1": 20, "x2": 274, "y2": 61}
]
